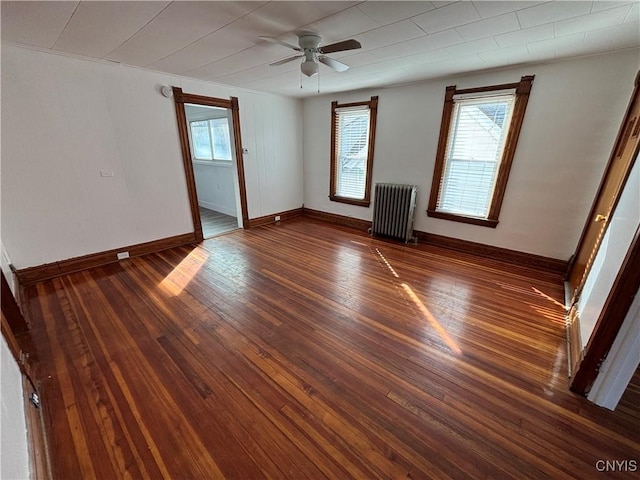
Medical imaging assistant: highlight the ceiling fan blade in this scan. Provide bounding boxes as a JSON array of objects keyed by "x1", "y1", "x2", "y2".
[
  {"x1": 270, "y1": 55, "x2": 303, "y2": 66},
  {"x1": 319, "y1": 56, "x2": 350, "y2": 72},
  {"x1": 259, "y1": 36, "x2": 301, "y2": 51},
  {"x1": 318, "y1": 39, "x2": 361, "y2": 54}
]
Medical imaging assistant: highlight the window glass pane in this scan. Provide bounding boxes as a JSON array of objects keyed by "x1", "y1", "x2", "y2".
[
  {"x1": 210, "y1": 118, "x2": 232, "y2": 161},
  {"x1": 437, "y1": 96, "x2": 514, "y2": 218},
  {"x1": 336, "y1": 108, "x2": 370, "y2": 199},
  {"x1": 191, "y1": 121, "x2": 213, "y2": 160}
]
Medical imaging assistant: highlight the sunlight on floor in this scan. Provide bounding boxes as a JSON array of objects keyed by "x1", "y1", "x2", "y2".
[
  {"x1": 531, "y1": 287, "x2": 567, "y2": 310},
  {"x1": 159, "y1": 248, "x2": 209, "y2": 297},
  {"x1": 401, "y1": 282, "x2": 463, "y2": 356}
]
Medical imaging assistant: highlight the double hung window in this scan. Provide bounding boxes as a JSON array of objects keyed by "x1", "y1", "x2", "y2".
[
  {"x1": 428, "y1": 76, "x2": 534, "y2": 227},
  {"x1": 330, "y1": 96, "x2": 378, "y2": 206}
]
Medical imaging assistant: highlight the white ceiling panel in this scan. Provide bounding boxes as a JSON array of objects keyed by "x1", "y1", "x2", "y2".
[
  {"x1": 445, "y1": 36, "x2": 499, "y2": 56},
  {"x1": 624, "y1": 2, "x2": 640, "y2": 23},
  {"x1": 148, "y1": 28, "x2": 255, "y2": 74},
  {"x1": 107, "y1": 2, "x2": 264, "y2": 66},
  {"x1": 2, "y1": 1, "x2": 638, "y2": 98},
  {"x1": 554, "y1": 4, "x2": 633, "y2": 37},
  {"x1": 1, "y1": 1, "x2": 78, "y2": 48},
  {"x1": 494, "y1": 24, "x2": 555, "y2": 48},
  {"x1": 356, "y1": 1, "x2": 435, "y2": 26},
  {"x1": 583, "y1": 21, "x2": 640, "y2": 51},
  {"x1": 478, "y1": 44, "x2": 531, "y2": 63},
  {"x1": 527, "y1": 32, "x2": 586, "y2": 58},
  {"x1": 455, "y1": 12, "x2": 521, "y2": 41},
  {"x1": 355, "y1": 20, "x2": 426, "y2": 51},
  {"x1": 53, "y1": 1, "x2": 170, "y2": 58},
  {"x1": 304, "y1": 6, "x2": 380, "y2": 44},
  {"x1": 411, "y1": 2, "x2": 481, "y2": 34},
  {"x1": 591, "y1": 1, "x2": 635, "y2": 13},
  {"x1": 471, "y1": 1, "x2": 544, "y2": 20},
  {"x1": 517, "y1": 1, "x2": 593, "y2": 29}
]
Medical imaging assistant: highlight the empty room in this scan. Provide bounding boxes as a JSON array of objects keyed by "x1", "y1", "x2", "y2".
[{"x1": 1, "y1": 1, "x2": 639, "y2": 479}]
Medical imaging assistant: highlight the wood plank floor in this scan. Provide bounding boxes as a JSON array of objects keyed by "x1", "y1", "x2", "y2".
[
  {"x1": 22, "y1": 218, "x2": 640, "y2": 479},
  {"x1": 199, "y1": 207, "x2": 238, "y2": 238}
]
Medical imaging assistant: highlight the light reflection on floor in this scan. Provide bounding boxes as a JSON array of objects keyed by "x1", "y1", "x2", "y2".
[
  {"x1": 159, "y1": 248, "x2": 209, "y2": 297},
  {"x1": 372, "y1": 244, "x2": 463, "y2": 356}
]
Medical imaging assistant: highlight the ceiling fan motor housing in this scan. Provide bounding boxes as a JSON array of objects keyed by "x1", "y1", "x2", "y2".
[{"x1": 298, "y1": 34, "x2": 321, "y2": 50}]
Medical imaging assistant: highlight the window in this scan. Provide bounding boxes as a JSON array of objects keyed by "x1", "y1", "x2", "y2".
[
  {"x1": 189, "y1": 118, "x2": 232, "y2": 161},
  {"x1": 330, "y1": 96, "x2": 378, "y2": 206},
  {"x1": 428, "y1": 76, "x2": 534, "y2": 227}
]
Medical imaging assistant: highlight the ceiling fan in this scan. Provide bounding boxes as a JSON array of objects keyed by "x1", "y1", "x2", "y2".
[{"x1": 260, "y1": 32, "x2": 361, "y2": 77}]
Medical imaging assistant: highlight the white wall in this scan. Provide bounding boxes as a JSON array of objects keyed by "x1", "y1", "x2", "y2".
[
  {"x1": 1, "y1": 336, "x2": 30, "y2": 480},
  {"x1": 303, "y1": 49, "x2": 640, "y2": 260},
  {"x1": 193, "y1": 162, "x2": 237, "y2": 217},
  {"x1": 1, "y1": 45, "x2": 303, "y2": 269}
]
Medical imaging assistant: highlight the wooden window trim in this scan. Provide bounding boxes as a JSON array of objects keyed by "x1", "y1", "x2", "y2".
[
  {"x1": 329, "y1": 96, "x2": 378, "y2": 207},
  {"x1": 427, "y1": 76, "x2": 534, "y2": 227}
]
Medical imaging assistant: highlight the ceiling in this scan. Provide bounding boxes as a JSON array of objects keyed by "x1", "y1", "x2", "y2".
[{"x1": 2, "y1": 1, "x2": 639, "y2": 98}]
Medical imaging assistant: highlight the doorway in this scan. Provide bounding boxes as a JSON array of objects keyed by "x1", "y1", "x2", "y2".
[
  {"x1": 172, "y1": 88, "x2": 249, "y2": 242},
  {"x1": 185, "y1": 104, "x2": 239, "y2": 238}
]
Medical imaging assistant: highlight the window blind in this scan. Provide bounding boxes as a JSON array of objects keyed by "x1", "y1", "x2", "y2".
[
  {"x1": 437, "y1": 94, "x2": 515, "y2": 218},
  {"x1": 334, "y1": 106, "x2": 370, "y2": 199}
]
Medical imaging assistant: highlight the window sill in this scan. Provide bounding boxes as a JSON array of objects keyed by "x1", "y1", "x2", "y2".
[
  {"x1": 329, "y1": 195, "x2": 370, "y2": 207},
  {"x1": 193, "y1": 159, "x2": 233, "y2": 168},
  {"x1": 427, "y1": 209, "x2": 498, "y2": 228}
]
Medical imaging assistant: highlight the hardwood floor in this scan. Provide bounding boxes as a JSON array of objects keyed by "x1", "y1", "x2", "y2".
[
  {"x1": 199, "y1": 206, "x2": 238, "y2": 238},
  {"x1": 21, "y1": 218, "x2": 640, "y2": 479}
]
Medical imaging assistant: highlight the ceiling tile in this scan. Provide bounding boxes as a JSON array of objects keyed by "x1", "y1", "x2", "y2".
[
  {"x1": 591, "y1": 1, "x2": 635, "y2": 13},
  {"x1": 554, "y1": 4, "x2": 633, "y2": 37},
  {"x1": 187, "y1": 43, "x2": 292, "y2": 79},
  {"x1": 337, "y1": 51, "x2": 380, "y2": 67},
  {"x1": 527, "y1": 32, "x2": 586, "y2": 57},
  {"x1": 494, "y1": 23, "x2": 554, "y2": 48},
  {"x1": 356, "y1": 1, "x2": 435, "y2": 26},
  {"x1": 517, "y1": 1, "x2": 593, "y2": 29},
  {"x1": 624, "y1": 2, "x2": 640, "y2": 23},
  {"x1": 478, "y1": 44, "x2": 531, "y2": 62},
  {"x1": 411, "y1": 1, "x2": 481, "y2": 34},
  {"x1": 472, "y1": 1, "x2": 544, "y2": 19},
  {"x1": 53, "y1": 1, "x2": 170, "y2": 58},
  {"x1": 107, "y1": 2, "x2": 264, "y2": 66},
  {"x1": 370, "y1": 29, "x2": 464, "y2": 60},
  {"x1": 455, "y1": 12, "x2": 521, "y2": 41},
  {"x1": 304, "y1": 6, "x2": 381, "y2": 44},
  {"x1": 583, "y1": 21, "x2": 640, "y2": 51},
  {"x1": 148, "y1": 28, "x2": 255, "y2": 74},
  {"x1": 355, "y1": 19, "x2": 426, "y2": 50},
  {"x1": 1, "y1": 1, "x2": 78, "y2": 48},
  {"x1": 445, "y1": 37, "x2": 499, "y2": 56}
]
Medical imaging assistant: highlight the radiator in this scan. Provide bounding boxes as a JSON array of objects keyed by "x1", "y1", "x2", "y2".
[{"x1": 369, "y1": 183, "x2": 418, "y2": 243}]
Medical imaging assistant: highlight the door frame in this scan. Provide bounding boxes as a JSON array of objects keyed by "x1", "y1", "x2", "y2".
[
  {"x1": 172, "y1": 87, "x2": 249, "y2": 242},
  {"x1": 567, "y1": 71, "x2": 640, "y2": 394}
]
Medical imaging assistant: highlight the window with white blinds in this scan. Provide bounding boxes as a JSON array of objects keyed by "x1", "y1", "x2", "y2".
[
  {"x1": 330, "y1": 97, "x2": 378, "y2": 206},
  {"x1": 437, "y1": 95, "x2": 515, "y2": 218},
  {"x1": 428, "y1": 76, "x2": 534, "y2": 227}
]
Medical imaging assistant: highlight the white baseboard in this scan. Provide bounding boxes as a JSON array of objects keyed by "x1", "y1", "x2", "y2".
[{"x1": 198, "y1": 200, "x2": 236, "y2": 217}]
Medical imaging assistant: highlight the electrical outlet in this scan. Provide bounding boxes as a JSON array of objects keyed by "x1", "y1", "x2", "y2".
[
  {"x1": 117, "y1": 251, "x2": 130, "y2": 260},
  {"x1": 275, "y1": 215, "x2": 281, "y2": 222}
]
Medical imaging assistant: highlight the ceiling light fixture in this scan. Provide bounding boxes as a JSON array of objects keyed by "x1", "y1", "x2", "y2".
[{"x1": 301, "y1": 58, "x2": 319, "y2": 77}]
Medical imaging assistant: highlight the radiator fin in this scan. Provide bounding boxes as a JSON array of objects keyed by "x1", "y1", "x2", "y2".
[{"x1": 371, "y1": 183, "x2": 417, "y2": 243}]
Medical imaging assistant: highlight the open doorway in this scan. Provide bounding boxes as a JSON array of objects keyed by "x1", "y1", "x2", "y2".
[
  {"x1": 172, "y1": 88, "x2": 249, "y2": 242},
  {"x1": 185, "y1": 104, "x2": 239, "y2": 238}
]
